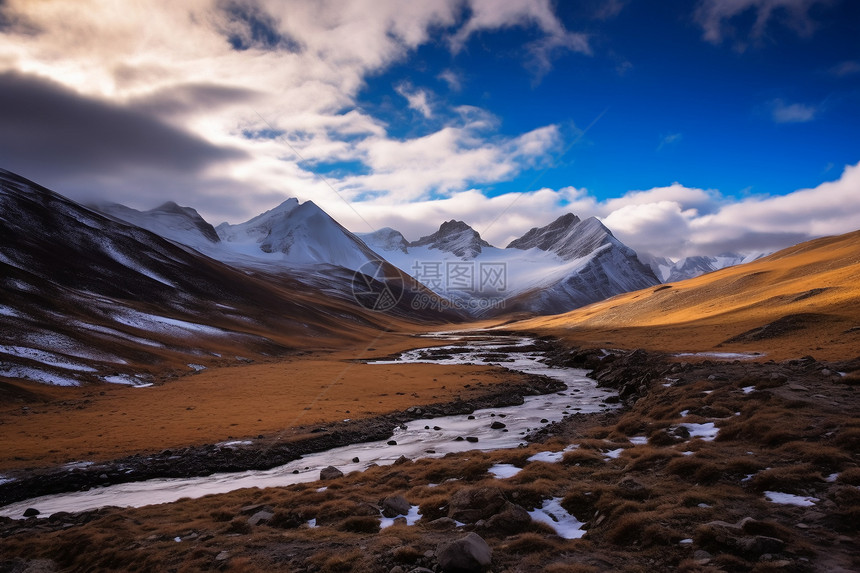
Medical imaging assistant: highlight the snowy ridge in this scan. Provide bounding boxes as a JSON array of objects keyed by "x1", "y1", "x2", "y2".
[{"x1": 639, "y1": 252, "x2": 770, "y2": 282}]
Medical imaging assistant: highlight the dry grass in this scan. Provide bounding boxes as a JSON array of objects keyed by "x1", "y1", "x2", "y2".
[{"x1": 512, "y1": 229, "x2": 860, "y2": 361}]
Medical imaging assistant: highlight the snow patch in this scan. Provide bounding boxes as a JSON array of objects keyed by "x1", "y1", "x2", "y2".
[
  {"x1": 528, "y1": 497, "x2": 585, "y2": 539},
  {"x1": 0, "y1": 345, "x2": 98, "y2": 372},
  {"x1": 379, "y1": 505, "x2": 421, "y2": 529},
  {"x1": 628, "y1": 436, "x2": 648, "y2": 445},
  {"x1": 488, "y1": 463, "x2": 522, "y2": 479},
  {"x1": 764, "y1": 491, "x2": 818, "y2": 507},
  {"x1": 0, "y1": 365, "x2": 80, "y2": 386},
  {"x1": 680, "y1": 422, "x2": 719, "y2": 441},
  {"x1": 604, "y1": 448, "x2": 625, "y2": 459}
]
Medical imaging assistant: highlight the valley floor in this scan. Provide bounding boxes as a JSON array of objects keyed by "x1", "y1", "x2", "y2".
[{"x1": 1, "y1": 329, "x2": 858, "y2": 572}]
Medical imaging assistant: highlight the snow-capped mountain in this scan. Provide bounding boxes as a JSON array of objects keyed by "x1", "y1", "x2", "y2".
[
  {"x1": 639, "y1": 252, "x2": 769, "y2": 282},
  {"x1": 357, "y1": 227, "x2": 409, "y2": 254},
  {"x1": 214, "y1": 199, "x2": 382, "y2": 270},
  {"x1": 365, "y1": 214, "x2": 659, "y2": 316},
  {"x1": 409, "y1": 220, "x2": 491, "y2": 259},
  {"x1": 0, "y1": 169, "x2": 455, "y2": 387},
  {"x1": 96, "y1": 201, "x2": 221, "y2": 248}
]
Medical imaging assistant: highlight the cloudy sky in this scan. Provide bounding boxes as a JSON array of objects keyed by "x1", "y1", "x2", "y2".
[{"x1": 1, "y1": 0, "x2": 858, "y2": 259}]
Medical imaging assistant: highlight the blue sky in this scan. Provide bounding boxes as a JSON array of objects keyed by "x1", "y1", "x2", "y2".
[{"x1": 1, "y1": 0, "x2": 859, "y2": 258}]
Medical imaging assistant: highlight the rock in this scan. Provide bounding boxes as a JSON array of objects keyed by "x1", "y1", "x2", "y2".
[
  {"x1": 490, "y1": 421, "x2": 506, "y2": 429},
  {"x1": 394, "y1": 455, "x2": 411, "y2": 465},
  {"x1": 788, "y1": 383, "x2": 809, "y2": 391},
  {"x1": 388, "y1": 440, "x2": 398, "y2": 446},
  {"x1": 696, "y1": 519, "x2": 786, "y2": 557},
  {"x1": 352, "y1": 457, "x2": 360, "y2": 463},
  {"x1": 320, "y1": 466, "x2": 344, "y2": 480},
  {"x1": 483, "y1": 502, "x2": 530, "y2": 534},
  {"x1": 436, "y1": 532, "x2": 492, "y2": 573},
  {"x1": 248, "y1": 510, "x2": 274, "y2": 526},
  {"x1": 426, "y1": 517, "x2": 458, "y2": 531},
  {"x1": 389, "y1": 567, "x2": 405, "y2": 573},
  {"x1": 448, "y1": 487, "x2": 507, "y2": 523},
  {"x1": 381, "y1": 495, "x2": 411, "y2": 518},
  {"x1": 239, "y1": 503, "x2": 268, "y2": 515},
  {"x1": 23, "y1": 508, "x2": 40, "y2": 517},
  {"x1": 215, "y1": 551, "x2": 230, "y2": 561},
  {"x1": 465, "y1": 436, "x2": 479, "y2": 443}
]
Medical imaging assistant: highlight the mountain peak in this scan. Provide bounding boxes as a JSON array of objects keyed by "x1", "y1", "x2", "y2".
[{"x1": 410, "y1": 220, "x2": 491, "y2": 259}]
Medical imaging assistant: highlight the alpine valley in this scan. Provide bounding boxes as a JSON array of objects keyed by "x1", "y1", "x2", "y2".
[{"x1": 2, "y1": 168, "x2": 859, "y2": 573}]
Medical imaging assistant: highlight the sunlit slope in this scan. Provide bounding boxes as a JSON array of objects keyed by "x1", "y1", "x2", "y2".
[{"x1": 513, "y1": 230, "x2": 860, "y2": 360}]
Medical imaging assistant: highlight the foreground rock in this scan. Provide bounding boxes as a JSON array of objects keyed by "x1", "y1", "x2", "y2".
[{"x1": 436, "y1": 533, "x2": 492, "y2": 572}]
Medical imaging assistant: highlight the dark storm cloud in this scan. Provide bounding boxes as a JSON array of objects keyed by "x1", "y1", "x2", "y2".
[
  {"x1": 0, "y1": 71, "x2": 247, "y2": 180},
  {"x1": 130, "y1": 82, "x2": 261, "y2": 118}
]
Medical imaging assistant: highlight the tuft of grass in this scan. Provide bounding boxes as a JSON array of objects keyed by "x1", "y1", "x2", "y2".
[
  {"x1": 337, "y1": 515, "x2": 380, "y2": 534},
  {"x1": 561, "y1": 449, "x2": 605, "y2": 467},
  {"x1": 502, "y1": 532, "x2": 560, "y2": 553},
  {"x1": 749, "y1": 464, "x2": 821, "y2": 493},
  {"x1": 836, "y1": 467, "x2": 860, "y2": 486},
  {"x1": 666, "y1": 456, "x2": 722, "y2": 484}
]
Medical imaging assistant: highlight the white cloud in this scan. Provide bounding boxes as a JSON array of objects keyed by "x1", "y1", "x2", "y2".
[
  {"x1": 770, "y1": 98, "x2": 818, "y2": 123},
  {"x1": 395, "y1": 83, "x2": 433, "y2": 118},
  {"x1": 694, "y1": 0, "x2": 828, "y2": 48},
  {"x1": 437, "y1": 69, "x2": 462, "y2": 91},
  {"x1": 450, "y1": 0, "x2": 590, "y2": 77},
  {"x1": 657, "y1": 133, "x2": 682, "y2": 151}
]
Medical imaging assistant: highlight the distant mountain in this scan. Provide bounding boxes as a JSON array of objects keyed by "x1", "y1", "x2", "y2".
[
  {"x1": 359, "y1": 228, "x2": 409, "y2": 254},
  {"x1": 367, "y1": 214, "x2": 659, "y2": 317},
  {"x1": 512, "y1": 228, "x2": 860, "y2": 361},
  {"x1": 0, "y1": 169, "x2": 455, "y2": 387},
  {"x1": 409, "y1": 220, "x2": 491, "y2": 259},
  {"x1": 214, "y1": 199, "x2": 382, "y2": 270},
  {"x1": 96, "y1": 201, "x2": 221, "y2": 247},
  {"x1": 639, "y1": 252, "x2": 769, "y2": 282}
]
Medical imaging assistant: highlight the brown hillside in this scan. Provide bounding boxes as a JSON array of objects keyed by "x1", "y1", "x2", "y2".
[{"x1": 512, "y1": 230, "x2": 860, "y2": 361}]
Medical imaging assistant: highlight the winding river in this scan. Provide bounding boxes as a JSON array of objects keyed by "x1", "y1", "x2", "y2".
[{"x1": 0, "y1": 332, "x2": 618, "y2": 519}]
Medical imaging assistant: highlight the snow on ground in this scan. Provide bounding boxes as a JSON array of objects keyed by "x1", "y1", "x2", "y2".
[
  {"x1": 0, "y1": 345, "x2": 97, "y2": 372},
  {"x1": 74, "y1": 321, "x2": 164, "y2": 348},
  {"x1": 0, "y1": 304, "x2": 22, "y2": 317},
  {"x1": 0, "y1": 365, "x2": 80, "y2": 386},
  {"x1": 380, "y1": 505, "x2": 422, "y2": 529},
  {"x1": 764, "y1": 491, "x2": 819, "y2": 507},
  {"x1": 680, "y1": 422, "x2": 719, "y2": 441},
  {"x1": 742, "y1": 385, "x2": 756, "y2": 394},
  {"x1": 527, "y1": 446, "x2": 578, "y2": 464},
  {"x1": 674, "y1": 352, "x2": 764, "y2": 360},
  {"x1": 187, "y1": 364, "x2": 206, "y2": 371},
  {"x1": 111, "y1": 309, "x2": 227, "y2": 337},
  {"x1": 629, "y1": 436, "x2": 649, "y2": 445},
  {"x1": 604, "y1": 448, "x2": 625, "y2": 459},
  {"x1": 528, "y1": 497, "x2": 586, "y2": 539},
  {"x1": 98, "y1": 238, "x2": 177, "y2": 287},
  {"x1": 102, "y1": 374, "x2": 152, "y2": 387},
  {"x1": 488, "y1": 463, "x2": 522, "y2": 479}
]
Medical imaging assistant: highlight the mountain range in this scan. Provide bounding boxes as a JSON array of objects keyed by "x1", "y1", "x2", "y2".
[{"x1": 1, "y1": 167, "x2": 773, "y2": 387}]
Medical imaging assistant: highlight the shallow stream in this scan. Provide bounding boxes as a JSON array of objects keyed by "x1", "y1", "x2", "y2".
[{"x1": 0, "y1": 332, "x2": 618, "y2": 519}]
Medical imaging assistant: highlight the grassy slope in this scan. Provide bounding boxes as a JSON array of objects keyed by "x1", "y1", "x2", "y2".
[{"x1": 512, "y1": 230, "x2": 860, "y2": 361}]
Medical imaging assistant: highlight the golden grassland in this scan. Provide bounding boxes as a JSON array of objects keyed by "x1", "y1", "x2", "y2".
[
  {"x1": 3, "y1": 369, "x2": 858, "y2": 572},
  {"x1": 513, "y1": 230, "x2": 860, "y2": 362},
  {"x1": 0, "y1": 328, "x2": 508, "y2": 471}
]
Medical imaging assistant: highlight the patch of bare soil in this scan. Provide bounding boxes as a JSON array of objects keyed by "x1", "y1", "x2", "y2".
[{"x1": 2, "y1": 344, "x2": 857, "y2": 573}]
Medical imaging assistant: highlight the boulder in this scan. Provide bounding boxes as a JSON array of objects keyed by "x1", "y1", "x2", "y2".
[
  {"x1": 436, "y1": 533, "x2": 492, "y2": 573},
  {"x1": 381, "y1": 495, "x2": 411, "y2": 518},
  {"x1": 448, "y1": 487, "x2": 506, "y2": 523},
  {"x1": 483, "y1": 502, "x2": 531, "y2": 534},
  {"x1": 320, "y1": 466, "x2": 344, "y2": 480},
  {"x1": 247, "y1": 510, "x2": 274, "y2": 526}
]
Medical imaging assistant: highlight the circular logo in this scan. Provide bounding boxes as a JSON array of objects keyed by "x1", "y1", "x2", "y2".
[{"x1": 351, "y1": 260, "x2": 404, "y2": 312}]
